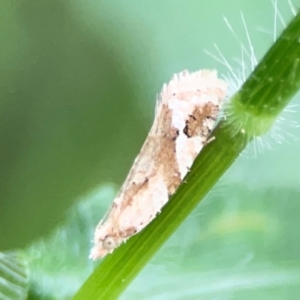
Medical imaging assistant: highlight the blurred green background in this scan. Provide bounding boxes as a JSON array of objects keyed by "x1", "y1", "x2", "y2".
[{"x1": 1, "y1": 0, "x2": 300, "y2": 299}]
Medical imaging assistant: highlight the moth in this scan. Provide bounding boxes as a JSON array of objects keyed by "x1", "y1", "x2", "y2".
[{"x1": 90, "y1": 70, "x2": 227, "y2": 259}]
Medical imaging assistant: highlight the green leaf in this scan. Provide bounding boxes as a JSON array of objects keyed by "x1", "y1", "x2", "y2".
[
  {"x1": 0, "y1": 252, "x2": 29, "y2": 300},
  {"x1": 27, "y1": 184, "x2": 300, "y2": 299},
  {"x1": 27, "y1": 184, "x2": 117, "y2": 300}
]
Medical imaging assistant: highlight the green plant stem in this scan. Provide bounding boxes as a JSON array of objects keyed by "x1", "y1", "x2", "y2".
[
  {"x1": 239, "y1": 11, "x2": 300, "y2": 113},
  {"x1": 73, "y1": 11, "x2": 300, "y2": 300},
  {"x1": 73, "y1": 124, "x2": 244, "y2": 300},
  {"x1": 227, "y1": 11, "x2": 300, "y2": 137}
]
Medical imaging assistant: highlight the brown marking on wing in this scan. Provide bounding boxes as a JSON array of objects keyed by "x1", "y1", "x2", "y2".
[
  {"x1": 156, "y1": 105, "x2": 182, "y2": 195},
  {"x1": 183, "y1": 102, "x2": 219, "y2": 138}
]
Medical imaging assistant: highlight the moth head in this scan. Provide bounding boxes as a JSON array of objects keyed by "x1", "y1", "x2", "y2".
[
  {"x1": 102, "y1": 235, "x2": 118, "y2": 251},
  {"x1": 89, "y1": 235, "x2": 119, "y2": 260}
]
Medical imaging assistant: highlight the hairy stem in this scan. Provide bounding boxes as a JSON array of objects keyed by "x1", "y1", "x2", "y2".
[{"x1": 73, "y1": 11, "x2": 300, "y2": 300}]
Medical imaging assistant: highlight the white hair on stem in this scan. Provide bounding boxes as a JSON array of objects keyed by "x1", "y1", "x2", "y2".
[{"x1": 206, "y1": 0, "x2": 300, "y2": 158}]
